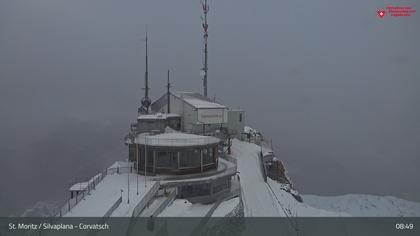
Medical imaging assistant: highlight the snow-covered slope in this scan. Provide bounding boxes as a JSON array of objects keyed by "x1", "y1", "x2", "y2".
[
  {"x1": 21, "y1": 201, "x2": 59, "y2": 217},
  {"x1": 267, "y1": 178, "x2": 348, "y2": 216},
  {"x1": 303, "y1": 194, "x2": 420, "y2": 216},
  {"x1": 231, "y1": 138, "x2": 420, "y2": 217},
  {"x1": 231, "y1": 139, "x2": 285, "y2": 216}
]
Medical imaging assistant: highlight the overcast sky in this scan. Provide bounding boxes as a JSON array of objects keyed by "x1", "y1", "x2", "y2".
[{"x1": 0, "y1": 0, "x2": 419, "y2": 215}]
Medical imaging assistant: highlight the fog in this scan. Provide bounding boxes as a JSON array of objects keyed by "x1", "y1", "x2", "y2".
[{"x1": 0, "y1": 0, "x2": 419, "y2": 216}]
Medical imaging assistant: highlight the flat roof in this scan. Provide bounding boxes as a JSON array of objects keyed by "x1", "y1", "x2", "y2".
[
  {"x1": 135, "y1": 132, "x2": 220, "y2": 147},
  {"x1": 69, "y1": 182, "x2": 88, "y2": 192},
  {"x1": 137, "y1": 113, "x2": 180, "y2": 120},
  {"x1": 174, "y1": 92, "x2": 227, "y2": 109}
]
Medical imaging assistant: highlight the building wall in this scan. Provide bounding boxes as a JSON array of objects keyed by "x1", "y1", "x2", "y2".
[
  {"x1": 132, "y1": 144, "x2": 219, "y2": 175},
  {"x1": 169, "y1": 94, "x2": 198, "y2": 133},
  {"x1": 151, "y1": 93, "x2": 234, "y2": 135},
  {"x1": 227, "y1": 109, "x2": 245, "y2": 137}
]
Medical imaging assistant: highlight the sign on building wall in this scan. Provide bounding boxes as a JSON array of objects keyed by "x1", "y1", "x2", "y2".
[{"x1": 197, "y1": 108, "x2": 228, "y2": 124}]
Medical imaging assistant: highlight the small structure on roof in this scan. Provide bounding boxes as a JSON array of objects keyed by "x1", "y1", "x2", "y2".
[{"x1": 136, "y1": 112, "x2": 181, "y2": 134}]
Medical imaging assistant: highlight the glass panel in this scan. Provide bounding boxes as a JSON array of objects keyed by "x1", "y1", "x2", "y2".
[{"x1": 179, "y1": 149, "x2": 201, "y2": 168}]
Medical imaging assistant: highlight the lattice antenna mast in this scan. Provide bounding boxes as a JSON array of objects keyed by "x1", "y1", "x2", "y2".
[
  {"x1": 201, "y1": 0, "x2": 209, "y2": 97},
  {"x1": 166, "y1": 69, "x2": 172, "y2": 113},
  {"x1": 140, "y1": 31, "x2": 151, "y2": 113},
  {"x1": 145, "y1": 31, "x2": 149, "y2": 99}
]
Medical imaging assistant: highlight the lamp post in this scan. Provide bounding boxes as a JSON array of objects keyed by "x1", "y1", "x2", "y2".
[
  {"x1": 136, "y1": 144, "x2": 139, "y2": 195},
  {"x1": 127, "y1": 157, "x2": 130, "y2": 204},
  {"x1": 145, "y1": 136, "x2": 147, "y2": 188}
]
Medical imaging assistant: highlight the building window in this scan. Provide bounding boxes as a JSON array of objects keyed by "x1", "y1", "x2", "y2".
[{"x1": 239, "y1": 113, "x2": 242, "y2": 122}]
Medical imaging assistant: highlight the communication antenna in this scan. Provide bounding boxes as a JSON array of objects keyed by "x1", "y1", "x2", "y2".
[
  {"x1": 201, "y1": 0, "x2": 209, "y2": 97},
  {"x1": 166, "y1": 69, "x2": 172, "y2": 113},
  {"x1": 140, "y1": 30, "x2": 152, "y2": 114}
]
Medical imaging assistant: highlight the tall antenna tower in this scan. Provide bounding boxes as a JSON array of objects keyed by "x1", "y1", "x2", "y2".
[
  {"x1": 166, "y1": 69, "x2": 172, "y2": 113},
  {"x1": 139, "y1": 31, "x2": 151, "y2": 114},
  {"x1": 201, "y1": 0, "x2": 209, "y2": 97}
]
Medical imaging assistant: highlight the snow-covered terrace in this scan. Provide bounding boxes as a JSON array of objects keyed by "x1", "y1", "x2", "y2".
[{"x1": 64, "y1": 170, "x2": 157, "y2": 217}]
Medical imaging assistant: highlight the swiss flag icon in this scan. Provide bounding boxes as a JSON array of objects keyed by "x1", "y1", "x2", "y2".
[{"x1": 377, "y1": 10, "x2": 386, "y2": 18}]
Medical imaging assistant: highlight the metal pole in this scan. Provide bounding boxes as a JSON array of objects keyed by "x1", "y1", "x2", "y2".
[
  {"x1": 145, "y1": 136, "x2": 147, "y2": 188},
  {"x1": 136, "y1": 144, "x2": 139, "y2": 195},
  {"x1": 127, "y1": 158, "x2": 130, "y2": 204},
  {"x1": 200, "y1": 149, "x2": 203, "y2": 172},
  {"x1": 202, "y1": 0, "x2": 209, "y2": 97},
  {"x1": 167, "y1": 69, "x2": 171, "y2": 113}
]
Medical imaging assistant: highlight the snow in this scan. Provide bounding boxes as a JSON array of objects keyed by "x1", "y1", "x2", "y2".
[
  {"x1": 267, "y1": 178, "x2": 347, "y2": 217},
  {"x1": 174, "y1": 92, "x2": 227, "y2": 109},
  {"x1": 139, "y1": 196, "x2": 168, "y2": 217},
  {"x1": 108, "y1": 161, "x2": 133, "y2": 169},
  {"x1": 243, "y1": 126, "x2": 260, "y2": 135},
  {"x1": 21, "y1": 201, "x2": 59, "y2": 217},
  {"x1": 158, "y1": 199, "x2": 214, "y2": 217},
  {"x1": 69, "y1": 182, "x2": 88, "y2": 192},
  {"x1": 136, "y1": 132, "x2": 219, "y2": 147},
  {"x1": 303, "y1": 194, "x2": 420, "y2": 217},
  {"x1": 231, "y1": 139, "x2": 346, "y2": 217},
  {"x1": 137, "y1": 113, "x2": 180, "y2": 120},
  {"x1": 64, "y1": 171, "x2": 156, "y2": 217},
  {"x1": 231, "y1": 139, "x2": 285, "y2": 216},
  {"x1": 62, "y1": 137, "x2": 420, "y2": 218},
  {"x1": 212, "y1": 197, "x2": 240, "y2": 217}
]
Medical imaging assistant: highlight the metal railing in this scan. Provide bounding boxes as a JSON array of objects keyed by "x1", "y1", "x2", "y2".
[
  {"x1": 138, "y1": 136, "x2": 219, "y2": 147},
  {"x1": 131, "y1": 181, "x2": 160, "y2": 217},
  {"x1": 103, "y1": 196, "x2": 122, "y2": 217},
  {"x1": 56, "y1": 163, "x2": 135, "y2": 217}
]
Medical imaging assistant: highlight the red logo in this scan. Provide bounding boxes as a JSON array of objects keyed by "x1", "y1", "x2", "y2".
[{"x1": 377, "y1": 10, "x2": 386, "y2": 18}]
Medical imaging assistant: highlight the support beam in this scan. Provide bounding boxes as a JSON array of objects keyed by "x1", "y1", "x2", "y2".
[
  {"x1": 177, "y1": 152, "x2": 180, "y2": 169},
  {"x1": 153, "y1": 150, "x2": 156, "y2": 174},
  {"x1": 200, "y1": 149, "x2": 203, "y2": 172}
]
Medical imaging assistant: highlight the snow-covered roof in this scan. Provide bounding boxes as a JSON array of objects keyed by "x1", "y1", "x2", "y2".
[
  {"x1": 137, "y1": 113, "x2": 180, "y2": 120},
  {"x1": 135, "y1": 132, "x2": 220, "y2": 147},
  {"x1": 69, "y1": 182, "x2": 88, "y2": 192},
  {"x1": 69, "y1": 173, "x2": 103, "y2": 192},
  {"x1": 174, "y1": 92, "x2": 227, "y2": 109}
]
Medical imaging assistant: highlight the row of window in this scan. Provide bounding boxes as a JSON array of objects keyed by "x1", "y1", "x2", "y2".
[{"x1": 135, "y1": 147, "x2": 216, "y2": 170}]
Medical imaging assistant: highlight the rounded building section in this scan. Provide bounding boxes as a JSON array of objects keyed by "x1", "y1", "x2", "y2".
[{"x1": 129, "y1": 132, "x2": 220, "y2": 175}]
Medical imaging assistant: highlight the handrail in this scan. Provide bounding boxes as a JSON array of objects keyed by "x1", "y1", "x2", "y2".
[
  {"x1": 137, "y1": 136, "x2": 219, "y2": 147},
  {"x1": 56, "y1": 163, "x2": 135, "y2": 217}
]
